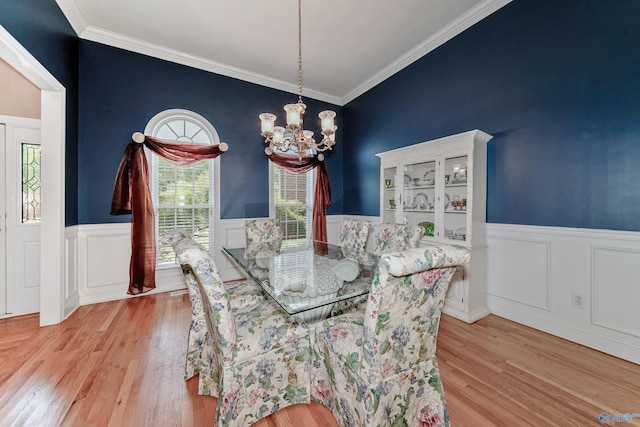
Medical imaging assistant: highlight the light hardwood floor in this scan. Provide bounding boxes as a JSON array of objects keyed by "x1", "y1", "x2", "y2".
[{"x1": 1, "y1": 291, "x2": 639, "y2": 426}]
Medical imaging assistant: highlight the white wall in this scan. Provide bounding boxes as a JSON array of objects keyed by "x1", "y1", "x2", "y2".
[{"x1": 64, "y1": 218, "x2": 640, "y2": 365}]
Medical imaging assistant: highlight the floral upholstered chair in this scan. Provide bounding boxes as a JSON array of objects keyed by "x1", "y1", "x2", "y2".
[
  {"x1": 333, "y1": 223, "x2": 424, "y2": 316},
  {"x1": 175, "y1": 237, "x2": 311, "y2": 427},
  {"x1": 244, "y1": 219, "x2": 284, "y2": 258},
  {"x1": 337, "y1": 219, "x2": 373, "y2": 254},
  {"x1": 373, "y1": 223, "x2": 423, "y2": 255},
  {"x1": 160, "y1": 229, "x2": 266, "y2": 385},
  {"x1": 312, "y1": 245, "x2": 471, "y2": 427}
]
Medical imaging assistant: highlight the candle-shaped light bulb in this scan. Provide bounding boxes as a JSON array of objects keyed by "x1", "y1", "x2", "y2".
[
  {"x1": 303, "y1": 130, "x2": 315, "y2": 143},
  {"x1": 284, "y1": 103, "x2": 305, "y2": 128},
  {"x1": 319, "y1": 110, "x2": 336, "y2": 132},
  {"x1": 259, "y1": 113, "x2": 276, "y2": 134},
  {"x1": 273, "y1": 126, "x2": 285, "y2": 145},
  {"x1": 329, "y1": 125, "x2": 337, "y2": 142}
]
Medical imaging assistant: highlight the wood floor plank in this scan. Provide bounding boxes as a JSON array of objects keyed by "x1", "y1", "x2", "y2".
[{"x1": 1, "y1": 292, "x2": 639, "y2": 426}]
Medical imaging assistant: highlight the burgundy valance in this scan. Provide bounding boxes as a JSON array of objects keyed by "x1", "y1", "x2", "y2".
[
  {"x1": 268, "y1": 153, "x2": 332, "y2": 242},
  {"x1": 111, "y1": 135, "x2": 227, "y2": 295}
]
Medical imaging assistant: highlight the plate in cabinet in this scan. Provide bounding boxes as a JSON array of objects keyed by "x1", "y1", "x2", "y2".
[{"x1": 413, "y1": 193, "x2": 429, "y2": 210}]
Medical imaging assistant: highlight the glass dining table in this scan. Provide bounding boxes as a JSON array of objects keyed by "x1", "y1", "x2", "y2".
[{"x1": 223, "y1": 241, "x2": 378, "y2": 323}]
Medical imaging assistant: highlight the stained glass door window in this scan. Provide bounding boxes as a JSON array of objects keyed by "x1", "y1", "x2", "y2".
[{"x1": 21, "y1": 143, "x2": 40, "y2": 224}]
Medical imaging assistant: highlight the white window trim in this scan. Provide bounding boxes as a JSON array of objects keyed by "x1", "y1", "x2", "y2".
[
  {"x1": 144, "y1": 109, "x2": 223, "y2": 266},
  {"x1": 269, "y1": 160, "x2": 315, "y2": 241}
]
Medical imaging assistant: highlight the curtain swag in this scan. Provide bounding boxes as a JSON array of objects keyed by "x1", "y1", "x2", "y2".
[
  {"x1": 267, "y1": 152, "x2": 332, "y2": 243},
  {"x1": 111, "y1": 134, "x2": 227, "y2": 295}
]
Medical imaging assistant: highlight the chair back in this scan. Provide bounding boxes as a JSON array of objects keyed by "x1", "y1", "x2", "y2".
[
  {"x1": 338, "y1": 219, "x2": 373, "y2": 253},
  {"x1": 159, "y1": 228, "x2": 193, "y2": 246},
  {"x1": 360, "y1": 245, "x2": 471, "y2": 382},
  {"x1": 373, "y1": 223, "x2": 423, "y2": 255},
  {"x1": 244, "y1": 219, "x2": 284, "y2": 258},
  {"x1": 173, "y1": 239, "x2": 238, "y2": 363}
]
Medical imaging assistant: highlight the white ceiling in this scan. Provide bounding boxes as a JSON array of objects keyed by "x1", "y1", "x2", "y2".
[{"x1": 56, "y1": 0, "x2": 510, "y2": 105}]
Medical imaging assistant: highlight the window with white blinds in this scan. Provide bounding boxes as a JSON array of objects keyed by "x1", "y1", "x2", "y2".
[
  {"x1": 146, "y1": 110, "x2": 219, "y2": 265},
  {"x1": 273, "y1": 165, "x2": 314, "y2": 246}
]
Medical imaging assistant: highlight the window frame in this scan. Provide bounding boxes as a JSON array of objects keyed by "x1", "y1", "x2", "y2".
[
  {"x1": 269, "y1": 160, "x2": 315, "y2": 246},
  {"x1": 144, "y1": 109, "x2": 221, "y2": 266}
]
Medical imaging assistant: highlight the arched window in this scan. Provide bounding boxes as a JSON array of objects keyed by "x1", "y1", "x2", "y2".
[{"x1": 145, "y1": 109, "x2": 219, "y2": 264}]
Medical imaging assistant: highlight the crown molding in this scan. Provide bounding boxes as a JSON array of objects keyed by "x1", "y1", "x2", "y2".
[
  {"x1": 340, "y1": 0, "x2": 513, "y2": 104},
  {"x1": 79, "y1": 26, "x2": 342, "y2": 106},
  {"x1": 55, "y1": 0, "x2": 87, "y2": 36},
  {"x1": 57, "y1": 0, "x2": 510, "y2": 107}
]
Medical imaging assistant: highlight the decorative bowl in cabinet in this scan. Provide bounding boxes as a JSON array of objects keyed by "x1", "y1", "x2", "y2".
[{"x1": 418, "y1": 221, "x2": 434, "y2": 237}]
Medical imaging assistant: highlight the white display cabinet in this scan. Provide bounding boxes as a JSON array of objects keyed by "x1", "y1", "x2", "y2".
[{"x1": 376, "y1": 129, "x2": 493, "y2": 322}]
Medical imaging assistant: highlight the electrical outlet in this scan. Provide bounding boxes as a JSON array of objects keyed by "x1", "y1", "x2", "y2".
[{"x1": 572, "y1": 292, "x2": 586, "y2": 309}]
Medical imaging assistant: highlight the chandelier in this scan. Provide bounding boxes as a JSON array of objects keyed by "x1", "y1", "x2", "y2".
[{"x1": 259, "y1": 0, "x2": 337, "y2": 160}]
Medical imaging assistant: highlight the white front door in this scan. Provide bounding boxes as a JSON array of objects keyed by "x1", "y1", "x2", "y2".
[{"x1": 1, "y1": 121, "x2": 41, "y2": 317}]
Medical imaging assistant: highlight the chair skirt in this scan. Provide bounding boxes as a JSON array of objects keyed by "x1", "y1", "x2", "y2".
[{"x1": 311, "y1": 314, "x2": 450, "y2": 427}]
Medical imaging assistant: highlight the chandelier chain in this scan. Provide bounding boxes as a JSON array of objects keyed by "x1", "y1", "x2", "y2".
[
  {"x1": 297, "y1": 0, "x2": 303, "y2": 103},
  {"x1": 258, "y1": 0, "x2": 337, "y2": 160}
]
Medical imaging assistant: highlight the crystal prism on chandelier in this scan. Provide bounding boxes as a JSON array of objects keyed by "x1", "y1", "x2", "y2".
[{"x1": 259, "y1": 0, "x2": 337, "y2": 159}]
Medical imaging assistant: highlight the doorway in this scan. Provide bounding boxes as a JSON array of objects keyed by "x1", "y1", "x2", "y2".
[{"x1": 0, "y1": 25, "x2": 66, "y2": 325}]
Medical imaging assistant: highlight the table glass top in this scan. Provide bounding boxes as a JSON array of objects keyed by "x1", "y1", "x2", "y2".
[{"x1": 223, "y1": 241, "x2": 378, "y2": 315}]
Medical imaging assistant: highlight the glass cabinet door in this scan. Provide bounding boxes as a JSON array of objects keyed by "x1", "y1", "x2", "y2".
[
  {"x1": 401, "y1": 160, "x2": 436, "y2": 237},
  {"x1": 382, "y1": 166, "x2": 398, "y2": 224},
  {"x1": 442, "y1": 155, "x2": 468, "y2": 242}
]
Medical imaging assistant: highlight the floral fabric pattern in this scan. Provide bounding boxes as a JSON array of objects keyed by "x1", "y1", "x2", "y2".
[
  {"x1": 311, "y1": 245, "x2": 471, "y2": 427},
  {"x1": 337, "y1": 219, "x2": 373, "y2": 254},
  {"x1": 373, "y1": 223, "x2": 423, "y2": 255},
  {"x1": 159, "y1": 228, "x2": 193, "y2": 246},
  {"x1": 174, "y1": 237, "x2": 311, "y2": 427},
  {"x1": 161, "y1": 231, "x2": 266, "y2": 386},
  {"x1": 244, "y1": 219, "x2": 284, "y2": 258}
]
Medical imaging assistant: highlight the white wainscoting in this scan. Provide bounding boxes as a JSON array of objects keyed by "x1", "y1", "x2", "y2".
[
  {"x1": 64, "y1": 227, "x2": 79, "y2": 318},
  {"x1": 65, "y1": 219, "x2": 640, "y2": 365},
  {"x1": 487, "y1": 223, "x2": 640, "y2": 365},
  {"x1": 66, "y1": 216, "x2": 350, "y2": 306},
  {"x1": 67, "y1": 224, "x2": 186, "y2": 306}
]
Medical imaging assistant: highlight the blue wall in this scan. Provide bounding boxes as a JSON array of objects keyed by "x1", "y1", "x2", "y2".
[
  {"x1": 344, "y1": 0, "x2": 640, "y2": 231},
  {"x1": 0, "y1": 0, "x2": 79, "y2": 225},
  {"x1": 4, "y1": 0, "x2": 640, "y2": 231},
  {"x1": 77, "y1": 41, "x2": 343, "y2": 224}
]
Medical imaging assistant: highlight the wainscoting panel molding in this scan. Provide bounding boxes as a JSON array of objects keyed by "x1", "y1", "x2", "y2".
[
  {"x1": 68, "y1": 216, "x2": 348, "y2": 306},
  {"x1": 64, "y1": 228, "x2": 79, "y2": 318},
  {"x1": 486, "y1": 236, "x2": 551, "y2": 311},
  {"x1": 86, "y1": 233, "x2": 130, "y2": 289},
  {"x1": 65, "y1": 219, "x2": 640, "y2": 364},
  {"x1": 591, "y1": 245, "x2": 640, "y2": 339},
  {"x1": 487, "y1": 223, "x2": 640, "y2": 365},
  {"x1": 72, "y1": 223, "x2": 186, "y2": 306}
]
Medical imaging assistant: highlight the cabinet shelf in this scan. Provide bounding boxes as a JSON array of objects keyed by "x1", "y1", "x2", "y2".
[
  {"x1": 404, "y1": 185, "x2": 435, "y2": 190},
  {"x1": 404, "y1": 209, "x2": 434, "y2": 213}
]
